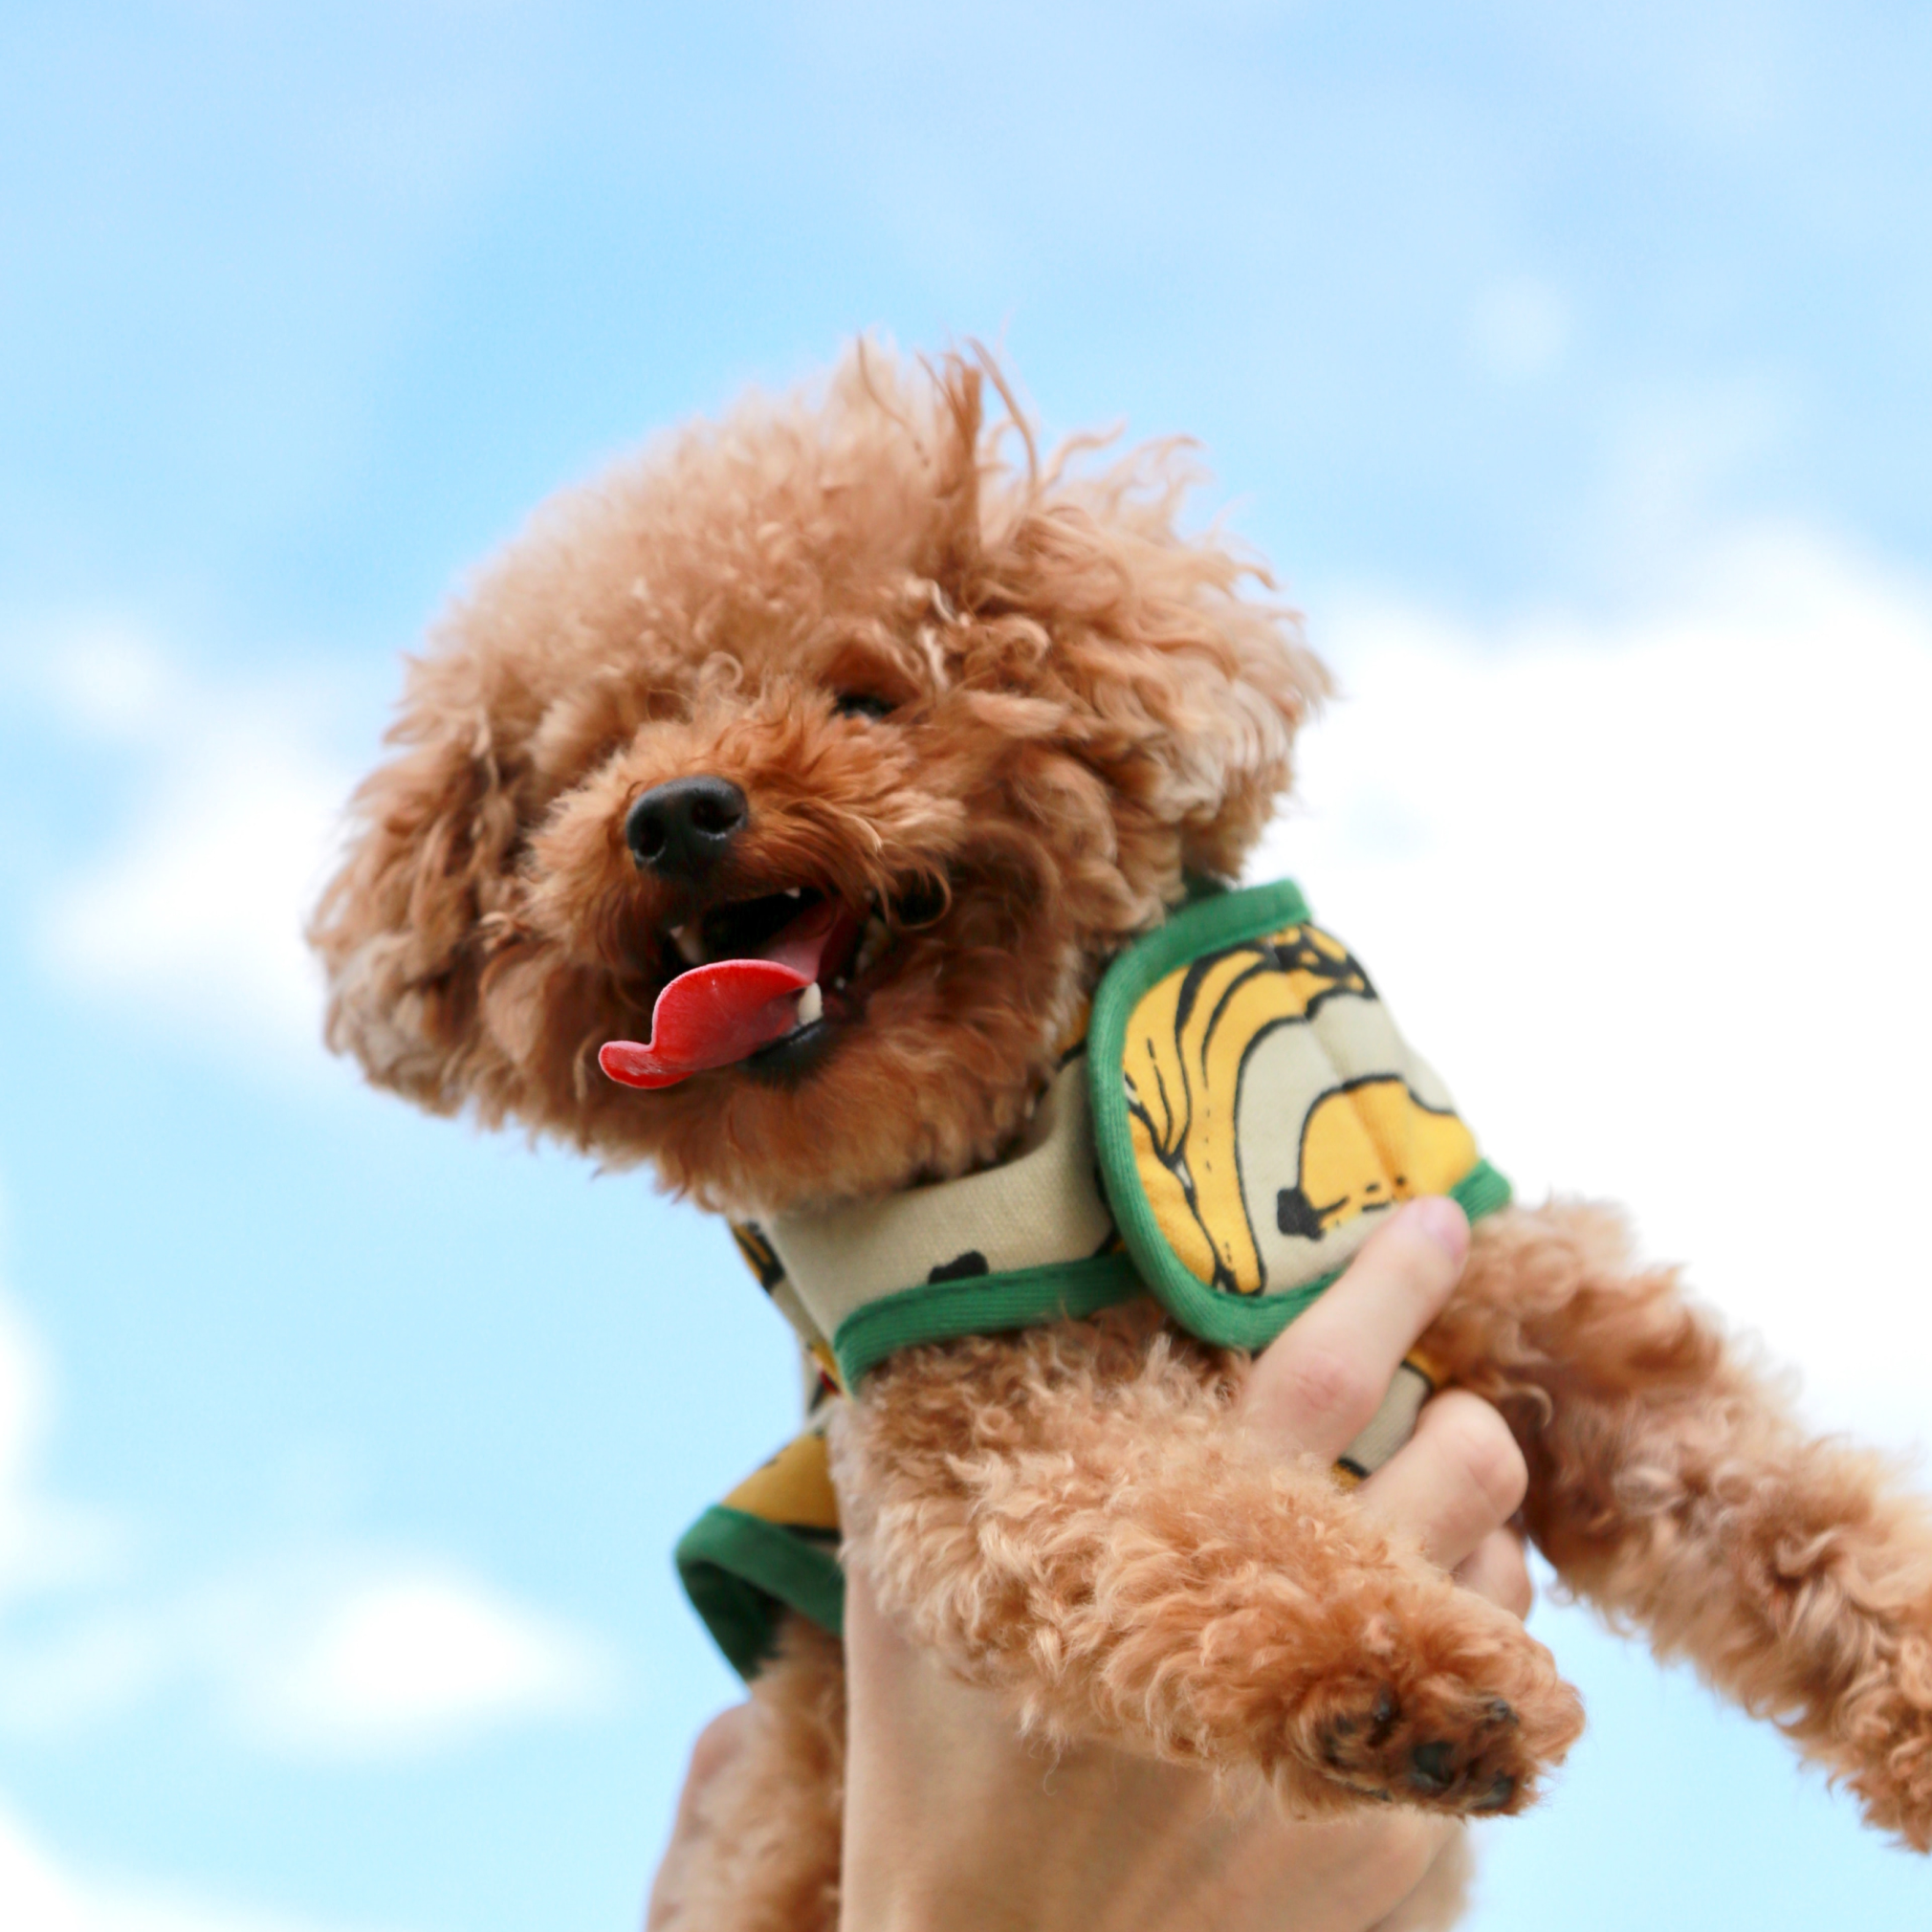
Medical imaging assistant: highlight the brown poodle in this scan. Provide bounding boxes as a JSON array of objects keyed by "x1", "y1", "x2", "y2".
[{"x1": 310, "y1": 347, "x2": 1932, "y2": 1924}]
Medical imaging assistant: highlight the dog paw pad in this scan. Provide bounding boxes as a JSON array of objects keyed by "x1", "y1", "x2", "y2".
[
  {"x1": 1407, "y1": 1740, "x2": 1457, "y2": 1792},
  {"x1": 1312, "y1": 1682, "x2": 1541, "y2": 1816}
]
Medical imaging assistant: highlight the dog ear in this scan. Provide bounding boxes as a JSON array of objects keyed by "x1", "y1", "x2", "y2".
[
  {"x1": 309, "y1": 671, "x2": 522, "y2": 1111},
  {"x1": 967, "y1": 429, "x2": 1328, "y2": 885},
  {"x1": 1089, "y1": 563, "x2": 1328, "y2": 882}
]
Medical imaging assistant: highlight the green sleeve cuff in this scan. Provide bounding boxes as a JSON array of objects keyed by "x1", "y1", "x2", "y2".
[{"x1": 674, "y1": 1504, "x2": 845, "y2": 1680}]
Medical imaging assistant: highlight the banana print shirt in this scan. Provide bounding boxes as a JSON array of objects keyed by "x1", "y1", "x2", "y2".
[{"x1": 677, "y1": 880, "x2": 1511, "y2": 1679}]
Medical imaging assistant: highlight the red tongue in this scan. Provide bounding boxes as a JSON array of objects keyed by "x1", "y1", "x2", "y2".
[{"x1": 598, "y1": 900, "x2": 836, "y2": 1090}]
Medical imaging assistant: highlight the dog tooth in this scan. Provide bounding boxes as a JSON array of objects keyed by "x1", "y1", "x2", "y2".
[
  {"x1": 785, "y1": 887, "x2": 802, "y2": 899},
  {"x1": 796, "y1": 982, "x2": 823, "y2": 1026},
  {"x1": 670, "y1": 923, "x2": 706, "y2": 967}
]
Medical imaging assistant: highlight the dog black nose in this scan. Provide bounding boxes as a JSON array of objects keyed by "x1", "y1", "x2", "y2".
[{"x1": 625, "y1": 776, "x2": 748, "y2": 877}]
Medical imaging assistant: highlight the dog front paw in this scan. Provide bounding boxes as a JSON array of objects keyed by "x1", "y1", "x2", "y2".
[{"x1": 1299, "y1": 1636, "x2": 1583, "y2": 1816}]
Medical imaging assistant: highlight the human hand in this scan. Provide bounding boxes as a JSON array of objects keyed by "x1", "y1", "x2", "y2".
[{"x1": 836, "y1": 1195, "x2": 1529, "y2": 1932}]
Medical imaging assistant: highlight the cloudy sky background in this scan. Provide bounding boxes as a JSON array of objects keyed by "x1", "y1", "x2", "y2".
[{"x1": 3, "y1": 2, "x2": 1931, "y2": 1925}]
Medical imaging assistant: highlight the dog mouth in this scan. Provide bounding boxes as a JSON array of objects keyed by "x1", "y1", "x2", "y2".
[{"x1": 599, "y1": 881, "x2": 933, "y2": 1091}]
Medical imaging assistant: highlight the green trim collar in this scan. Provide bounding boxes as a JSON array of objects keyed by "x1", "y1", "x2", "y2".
[
  {"x1": 833, "y1": 1252, "x2": 1144, "y2": 1387},
  {"x1": 768, "y1": 880, "x2": 1509, "y2": 1383}
]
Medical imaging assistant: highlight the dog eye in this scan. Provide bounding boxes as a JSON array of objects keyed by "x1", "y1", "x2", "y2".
[{"x1": 832, "y1": 692, "x2": 897, "y2": 722}]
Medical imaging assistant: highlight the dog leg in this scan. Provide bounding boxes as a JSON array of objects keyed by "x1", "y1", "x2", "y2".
[
  {"x1": 835, "y1": 1307, "x2": 1583, "y2": 1817},
  {"x1": 1428, "y1": 1201, "x2": 1932, "y2": 1849},
  {"x1": 647, "y1": 1615, "x2": 845, "y2": 1931}
]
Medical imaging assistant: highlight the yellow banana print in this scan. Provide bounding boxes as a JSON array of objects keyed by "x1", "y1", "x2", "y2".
[
  {"x1": 722, "y1": 1432, "x2": 841, "y2": 1533},
  {"x1": 1275, "y1": 1077, "x2": 1479, "y2": 1240},
  {"x1": 1123, "y1": 924, "x2": 1371, "y2": 1294}
]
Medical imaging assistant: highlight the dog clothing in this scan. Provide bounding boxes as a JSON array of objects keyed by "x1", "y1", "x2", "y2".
[{"x1": 676, "y1": 879, "x2": 1512, "y2": 1679}]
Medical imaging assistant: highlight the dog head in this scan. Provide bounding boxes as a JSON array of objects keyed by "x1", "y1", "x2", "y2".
[{"x1": 310, "y1": 349, "x2": 1326, "y2": 1214}]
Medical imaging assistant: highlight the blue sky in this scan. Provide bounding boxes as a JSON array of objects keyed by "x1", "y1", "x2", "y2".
[{"x1": 2, "y1": 3, "x2": 1930, "y2": 1926}]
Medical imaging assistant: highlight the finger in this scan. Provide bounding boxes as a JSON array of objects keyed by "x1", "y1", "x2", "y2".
[
  {"x1": 1240, "y1": 1197, "x2": 1470, "y2": 1463},
  {"x1": 1354, "y1": 1391, "x2": 1528, "y2": 1570},
  {"x1": 1452, "y1": 1529, "x2": 1535, "y2": 1620}
]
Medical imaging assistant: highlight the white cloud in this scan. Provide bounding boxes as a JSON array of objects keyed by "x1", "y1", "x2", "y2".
[
  {"x1": 0, "y1": 1549, "x2": 617, "y2": 1758},
  {"x1": 232, "y1": 1564, "x2": 614, "y2": 1757},
  {"x1": 1256, "y1": 520, "x2": 1932, "y2": 1446},
  {"x1": 0, "y1": 1165, "x2": 614, "y2": 1757},
  {"x1": 39, "y1": 626, "x2": 177, "y2": 739},
  {"x1": 0, "y1": 1259, "x2": 428, "y2": 1926},
  {"x1": 33, "y1": 627, "x2": 357, "y2": 1072},
  {"x1": 0, "y1": 1260, "x2": 177, "y2": 1725},
  {"x1": 0, "y1": 1797, "x2": 384, "y2": 1932},
  {"x1": 0, "y1": 1266, "x2": 612, "y2": 1928}
]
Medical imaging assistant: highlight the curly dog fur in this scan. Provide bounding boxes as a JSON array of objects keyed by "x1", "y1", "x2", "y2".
[{"x1": 312, "y1": 346, "x2": 1932, "y2": 1925}]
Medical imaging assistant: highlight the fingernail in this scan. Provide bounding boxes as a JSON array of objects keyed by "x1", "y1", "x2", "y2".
[{"x1": 1405, "y1": 1195, "x2": 1469, "y2": 1262}]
